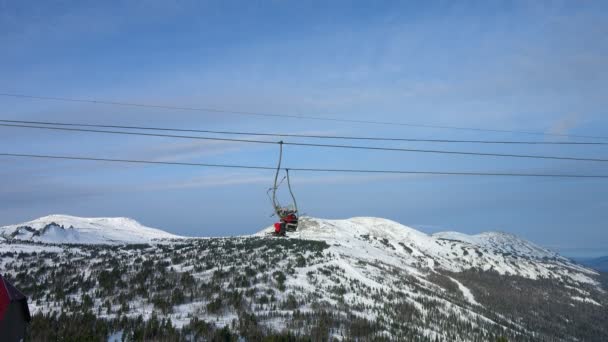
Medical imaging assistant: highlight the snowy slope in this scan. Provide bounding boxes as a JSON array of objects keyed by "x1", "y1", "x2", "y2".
[
  {"x1": 434, "y1": 230, "x2": 560, "y2": 259},
  {"x1": 2, "y1": 215, "x2": 605, "y2": 340},
  {"x1": 257, "y1": 217, "x2": 598, "y2": 284},
  {"x1": 0, "y1": 214, "x2": 183, "y2": 244},
  {"x1": 1, "y1": 214, "x2": 594, "y2": 285}
]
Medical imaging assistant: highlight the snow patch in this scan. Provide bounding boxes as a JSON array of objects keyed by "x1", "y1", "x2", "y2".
[
  {"x1": 448, "y1": 276, "x2": 480, "y2": 307},
  {"x1": 572, "y1": 296, "x2": 602, "y2": 306}
]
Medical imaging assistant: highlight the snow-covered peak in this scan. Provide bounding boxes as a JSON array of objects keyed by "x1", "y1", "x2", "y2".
[
  {"x1": 24, "y1": 214, "x2": 141, "y2": 228},
  {"x1": 259, "y1": 217, "x2": 558, "y2": 259},
  {"x1": 433, "y1": 230, "x2": 560, "y2": 259},
  {"x1": 0, "y1": 214, "x2": 183, "y2": 245},
  {"x1": 257, "y1": 216, "x2": 595, "y2": 283},
  {"x1": 278, "y1": 216, "x2": 429, "y2": 242}
]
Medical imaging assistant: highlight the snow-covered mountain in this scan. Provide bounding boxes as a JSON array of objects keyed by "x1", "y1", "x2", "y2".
[
  {"x1": 0, "y1": 214, "x2": 182, "y2": 244},
  {"x1": 1, "y1": 214, "x2": 596, "y2": 284},
  {"x1": 258, "y1": 217, "x2": 597, "y2": 285},
  {"x1": 1, "y1": 215, "x2": 606, "y2": 340}
]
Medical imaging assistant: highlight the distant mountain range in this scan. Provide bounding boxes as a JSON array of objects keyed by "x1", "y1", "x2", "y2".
[{"x1": 575, "y1": 256, "x2": 608, "y2": 272}]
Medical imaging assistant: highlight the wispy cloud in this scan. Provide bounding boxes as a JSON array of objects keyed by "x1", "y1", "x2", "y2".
[
  {"x1": 133, "y1": 140, "x2": 249, "y2": 163},
  {"x1": 134, "y1": 171, "x2": 431, "y2": 192},
  {"x1": 547, "y1": 112, "x2": 584, "y2": 136},
  {"x1": 140, "y1": 173, "x2": 270, "y2": 191}
]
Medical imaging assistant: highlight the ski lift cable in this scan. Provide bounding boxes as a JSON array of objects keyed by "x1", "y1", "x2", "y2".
[
  {"x1": 2, "y1": 92, "x2": 607, "y2": 140},
  {"x1": 2, "y1": 123, "x2": 608, "y2": 163},
  {"x1": 0, "y1": 119, "x2": 606, "y2": 145},
  {"x1": 1, "y1": 152, "x2": 608, "y2": 178}
]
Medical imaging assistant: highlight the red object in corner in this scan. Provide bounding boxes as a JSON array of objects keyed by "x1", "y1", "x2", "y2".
[
  {"x1": 0, "y1": 276, "x2": 10, "y2": 321},
  {"x1": 274, "y1": 222, "x2": 281, "y2": 233}
]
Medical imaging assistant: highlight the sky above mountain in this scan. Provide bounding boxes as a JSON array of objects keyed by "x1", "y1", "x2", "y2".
[{"x1": 1, "y1": 1, "x2": 607, "y2": 256}]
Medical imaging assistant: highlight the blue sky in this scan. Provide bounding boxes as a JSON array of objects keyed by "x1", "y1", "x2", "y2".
[{"x1": 1, "y1": 1, "x2": 607, "y2": 257}]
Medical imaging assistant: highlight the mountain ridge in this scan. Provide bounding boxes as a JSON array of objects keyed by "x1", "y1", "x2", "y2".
[
  {"x1": 1, "y1": 215, "x2": 600, "y2": 292},
  {"x1": 1, "y1": 215, "x2": 606, "y2": 340},
  {"x1": 0, "y1": 214, "x2": 183, "y2": 244},
  {"x1": 258, "y1": 216, "x2": 595, "y2": 284}
]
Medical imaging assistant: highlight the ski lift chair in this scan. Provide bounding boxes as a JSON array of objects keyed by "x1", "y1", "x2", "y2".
[{"x1": 270, "y1": 142, "x2": 300, "y2": 234}]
